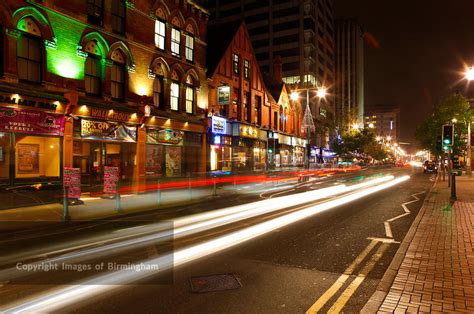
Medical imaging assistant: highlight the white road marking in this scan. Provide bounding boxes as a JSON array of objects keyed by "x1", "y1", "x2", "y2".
[{"x1": 383, "y1": 191, "x2": 425, "y2": 238}]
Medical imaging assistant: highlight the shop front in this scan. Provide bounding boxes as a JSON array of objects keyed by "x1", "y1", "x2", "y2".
[
  {"x1": 71, "y1": 107, "x2": 139, "y2": 194},
  {"x1": 275, "y1": 134, "x2": 292, "y2": 167},
  {"x1": 292, "y1": 137, "x2": 307, "y2": 167},
  {"x1": 208, "y1": 116, "x2": 232, "y2": 172},
  {"x1": 0, "y1": 105, "x2": 65, "y2": 187},
  {"x1": 145, "y1": 128, "x2": 184, "y2": 179},
  {"x1": 232, "y1": 123, "x2": 267, "y2": 172}
]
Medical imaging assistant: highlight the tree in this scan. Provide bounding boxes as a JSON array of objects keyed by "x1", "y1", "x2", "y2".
[
  {"x1": 332, "y1": 128, "x2": 390, "y2": 161},
  {"x1": 415, "y1": 93, "x2": 472, "y2": 155}
]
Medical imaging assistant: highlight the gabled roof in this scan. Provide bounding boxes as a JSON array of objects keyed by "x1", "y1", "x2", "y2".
[
  {"x1": 206, "y1": 21, "x2": 242, "y2": 78},
  {"x1": 262, "y1": 72, "x2": 285, "y2": 105}
]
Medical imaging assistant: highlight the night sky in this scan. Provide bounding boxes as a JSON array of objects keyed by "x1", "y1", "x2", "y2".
[{"x1": 334, "y1": 0, "x2": 474, "y2": 149}]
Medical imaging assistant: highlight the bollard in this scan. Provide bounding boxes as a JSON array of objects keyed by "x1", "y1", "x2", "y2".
[
  {"x1": 63, "y1": 186, "x2": 70, "y2": 222},
  {"x1": 213, "y1": 177, "x2": 217, "y2": 196},
  {"x1": 157, "y1": 177, "x2": 161, "y2": 206},
  {"x1": 115, "y1": 181, "x2": 122, "y2": 213},
  {"x1": 451, "y1": 173, "x2": 457, "y2": 200},
  {"x1": 188, "y1": 174, "x2": 192, "y2": 200}
]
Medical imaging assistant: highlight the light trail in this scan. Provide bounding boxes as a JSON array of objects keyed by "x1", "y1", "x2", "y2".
[
  {"x1": 1, "y1": 176, "x2": 392, "y2": 269},
  {"x1": 1, "y1": 175, "x2": 410, "y2": 313}
]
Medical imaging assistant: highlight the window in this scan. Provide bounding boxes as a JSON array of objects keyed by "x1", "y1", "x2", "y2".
[
  {"x1": 233, "y1": 54, "x2": 239, "y2": 75},
  {"x1": 111, "y1": 0, "x2": 126, "y2": 34},
  {"x1": 185, "y1": 34, "x2": 194, "y2": 62},
  {"x1": 17, "y1": 35, "x2": 42, "y2": 82},
  {"x1": 87, "y1": 0, "x2": 103, "y2": 25},
  {"x1": 244, "y1": 60, "x2": 250, "y2": 80},
  {"x1": 171, "y1": 28, "x2": 181, "y2": 56},
  {"x1": 170, "y1": 82, "x2": 179, "y2": 111},
  {"x1": 254, "y1": 95, "x2": 262, "y2": 125},
  {"x1": 111, "y1": 63, "x2": 125, "y2": 100},
  {"x1": 154, "y1": 20, "x2": 165, "y2": 50},
  {"x1": 85, "y1": 56, "x2": 101, "y2": 95},
  {"x1": 153, "y1": 76, "x2": 163, "y2": 108},
  {"x1": 186, "y1": 86, "x2": 194, "y2": 114}
]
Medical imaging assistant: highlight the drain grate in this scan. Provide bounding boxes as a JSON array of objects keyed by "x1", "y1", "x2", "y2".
[{"x1": 189, "y1": 273, "x2": 242, "y2": 293}]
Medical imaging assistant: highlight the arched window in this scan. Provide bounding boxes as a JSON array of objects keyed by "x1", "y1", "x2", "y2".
[
  {"x1": 153, "y1": 75, "x2": 164, "y2": 108},
  {"x1": 171, "y1": 28, "x2": 181, "y2": 56},
  {"x1": 185, "y1": 76, "x2": 194, "y2": 114},
  {"x1": 110, "y1": 49, "x2": 126, "y2": 100},
  {"x1": 170, "y1": 81, "x2": 179, "y2": 111},
  {"x1": 17, "y1": 17, "x2": 42, "y2": 82},
  {"x1": 84, "y1": 40, "x2": 102, "y2": 95}
]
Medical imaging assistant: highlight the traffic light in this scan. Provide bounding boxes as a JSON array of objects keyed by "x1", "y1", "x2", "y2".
[{"x1": 442, "y1": 124, "x2": 454, "y2": 146}]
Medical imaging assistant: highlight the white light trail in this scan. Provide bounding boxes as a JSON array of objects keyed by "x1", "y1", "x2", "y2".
[{"x1": 2, "y1": 175, "x2": 409, "y2": 313}]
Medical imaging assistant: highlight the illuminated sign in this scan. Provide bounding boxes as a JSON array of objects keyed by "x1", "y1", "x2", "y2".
[
  {"x1": 0, "y1": 94, "x2": 58, "y2": 110},
  {"x1": 214, "y1": 135, "x2": 221, "y2": 145},
  {"x1": 80, "y1": 119, "x2": 137, "y2": 142},
  {"x1": 147, "y1": 128, "x2": 183, "y2": 145},
  {"x1": 239, "y1": 125, "x2": 258, "y2": 138},
  {"x1": 217, "y1": 86, "x2": 230, "y2": 105},
  {"x1": 211, "y1": 116, "x2": 227, "y2": 134},
  {"x1": 89, "y1": 108, "x2": 135, "y2": 122}
]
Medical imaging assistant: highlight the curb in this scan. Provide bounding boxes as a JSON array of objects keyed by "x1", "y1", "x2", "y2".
[{"x1": 361, "y1": 174, "x2": 440, "y2": 313}]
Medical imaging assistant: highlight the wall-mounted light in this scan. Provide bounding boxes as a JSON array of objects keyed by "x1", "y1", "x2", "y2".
[{"x1": 144, "y1": 105, "x2": 151, "y2": 117}]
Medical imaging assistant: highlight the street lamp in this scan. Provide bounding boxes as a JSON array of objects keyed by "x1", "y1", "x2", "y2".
[
  {"x1": 464, "y1": 67, "x2": 473, "y2": 175},
  {"x1": 291, "y1": 86, "x2": 327, "y2": 168}
]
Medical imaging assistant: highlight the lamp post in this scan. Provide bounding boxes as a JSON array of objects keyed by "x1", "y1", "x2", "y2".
[
  {"x1": 291, "y1": 86, "x2": 326, "y2": 168},
  {"x1": 463, "y1": 67, "x2": 473, "y2": 175}
]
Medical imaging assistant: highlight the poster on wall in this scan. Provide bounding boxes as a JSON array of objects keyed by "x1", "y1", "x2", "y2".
[
  {"x1": 64, "y1": 167, "x2": 81, "y2": 199},
  {"x1": 17, "y1": 143, "x2": 39, "y2": 174},
  {"x1": 146, "y1": 145, "x2": 163, "y2": 176},
  {"x1": 165, "y1": 146, "x2": 181, "y2": 177},
  {"x1": 147, "y1": 128, "x2": 183, "y2": 145},
  {"x1": 217, "y1": 86, "x2": 230, "y2": 105},
  {"x1": 104, "y1": 166, "x2": 120, "y2": 194}
]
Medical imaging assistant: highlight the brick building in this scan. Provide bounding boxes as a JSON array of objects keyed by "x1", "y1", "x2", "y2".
[{"x1": 0, "y1": 0, "x2": 208, "y2": 203}]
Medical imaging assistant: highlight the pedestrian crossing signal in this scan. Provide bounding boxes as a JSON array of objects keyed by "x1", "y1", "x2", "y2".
[{"x1": 442, "y1": 124, "x2": 454, "y2": 146}]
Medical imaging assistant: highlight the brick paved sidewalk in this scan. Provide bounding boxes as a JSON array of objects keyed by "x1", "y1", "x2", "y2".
[{"x1": 366, "y1": 174, "x2": 474, "y2": 313}]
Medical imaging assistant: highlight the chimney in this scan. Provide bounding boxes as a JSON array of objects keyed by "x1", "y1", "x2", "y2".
[{"x1": 273, "y1": 55, "x2": 282, "y2": 82}]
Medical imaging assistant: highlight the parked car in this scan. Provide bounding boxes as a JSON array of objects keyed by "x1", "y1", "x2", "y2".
[{"x1": 423, "y1": 161, "x2": 438, "y2": 173}]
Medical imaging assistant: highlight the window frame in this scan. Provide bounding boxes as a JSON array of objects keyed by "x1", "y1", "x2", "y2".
[
  {"x1": 111, "y1": 0, "x2": 126, "y2": 34},
  {"x1": 185, "y1": 85, "x2": 194, "y2": 114},
  {"x1": 185, "y1": 33, "x2": 194, "y2": 62},
  {"x1": 233, "y1": 53, "x2": 239, "y2": 75},
  {"x1": 87, "y1": 0, "x2": 104, "y2": 25},
  {"x1": 171, "y1": 28, "x2": 181, "y2": 57},
  {"x1": 16, "y1": 34, "x2": 42, "y2": 83},
  {"x1": 84, "y1": 54, "x2": 102, "y2": 95},
  {"x1": 110, "y1": 62, "x2": 125, "y2": 100},
  {"x1": 154, "y1": 19, "x2": 166, "y2": 50},
  {"x1": 170, "y1": 81, "x2": 180, "y2": 111},
  {"x1": 244, "y1": 59, "x2": 250, "y2": 80},
  {"x1": 153, "y1": 75, "x2": 164, "y2": 108}
]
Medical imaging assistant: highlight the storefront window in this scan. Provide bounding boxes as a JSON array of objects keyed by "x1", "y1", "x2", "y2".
[
  {"x1": 253, "y1": 141, "x2": 266, "y2": 170},
  {"x1": 210, "y1": 144, "x2": 232, "y2": 171},
  {"x1": 15, "y1": 135, "x2": 60, "y2": 181},
  {"x1": 0, "y1": 133, "x2": 11, "y2": 184}
]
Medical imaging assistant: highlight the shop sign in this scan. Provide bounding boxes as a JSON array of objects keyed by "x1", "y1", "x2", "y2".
[
  {"x1": 0, "y1": 106, "x2": 64, "y2": 135},
  {"x1": 81, "y1": 119, "x2": 137, "y2": 142},
  {"x1": 217, "y1": 86, "x2": 230, "y2": 105},
  {"x1": 0, "y1": 94, "x2": 58, "y2": 110},
  {"x1": 239, "y1": 125, "x2": 258, "y2": 138},
  {"x1": 211, "y1": 116, "x2": 227, "y2": 134},
  {"x1": 64, "y1": 167, "x2": 81, "y2": 199},
  {"x1": 89, "y1": 108, "x2": 133, "y2": 122},
  {"x1": 147, "y1": 128, "x2": 183, "y2": 145},
  {"x1": 292, "y1": 137, "x2": 306, "y2": 147},
  {"x1": 320, "y1": 107, "x2": 327, "y2": 117},
  {"x1": 104, "y1": 166, "x2": 120, "y2": 194},
  {"x1": 277, "y1": 134, "x2": 292, "y2": 145}
]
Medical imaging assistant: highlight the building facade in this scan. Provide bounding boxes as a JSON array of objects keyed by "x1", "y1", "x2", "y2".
[
  {"x1": 206, "y1": 22, "x2": 306, "y2": 172},
  {"x1": 364, "y1": 104, "x2": 400, "y2": 144},
  {"x1": 335, "y1": 19, "x2": 364, "y2": 131},
  {"x1": 200, "y1": 0, "x2": 335, "y2": 148},
  {"x1": 0, "y1": 0, "x2": 209, "y2": 202}
]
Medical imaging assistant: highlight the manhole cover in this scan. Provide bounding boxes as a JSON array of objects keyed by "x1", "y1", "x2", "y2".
[{"x1": 189, "y1": 273, "x2": 242, "y2": 293}]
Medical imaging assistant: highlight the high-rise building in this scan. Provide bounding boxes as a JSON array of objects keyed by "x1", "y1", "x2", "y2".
[
  {"x1": 200, "y1": 0, "x2": 335, "y2": 147},
  {"x1": 335, "y1": 19, "x2": 364, "y2": 132},
  {"x1": 364, "y1": 105, "x2": 400, "y2": 144}
]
